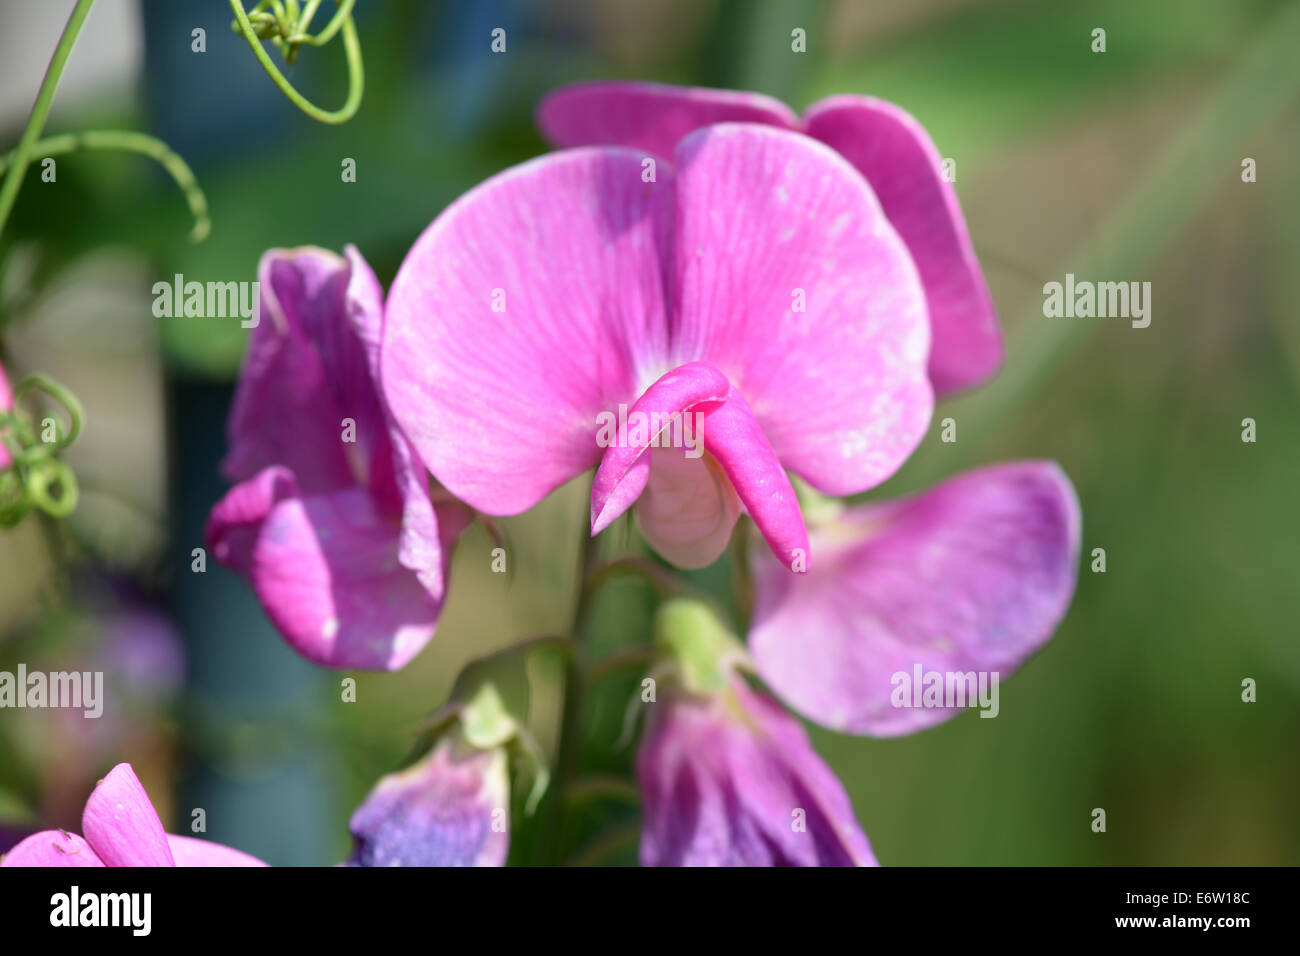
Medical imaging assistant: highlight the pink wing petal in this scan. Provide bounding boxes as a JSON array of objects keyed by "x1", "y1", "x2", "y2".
[
  {"x1": 1, "y1": 830, "x2": 106, "y2": 867},
  {"x1": 669, "y1": 124, "x2": 933, "y2": 497},
  {"x1": 381, "y1": 149, "x2": 674, "y2": 515},
  {"x1": 206, "y1": 466, "x2": 444, "y2": 670},
  {"x1": 165, "y1": 834, "x2": 267, "y2": 867},
  {"x1": 590, "y1": 361, "x2": 730, "y2": 534},
  {"x1": 81, "y1": 763, "x2": 175, "y2": 867},
  {"x1": 537, "y1": 80, "x2": 798, "y2": 157},
  {"x1": 749, "y1": 461, "x2": 1081, "y2": 736},
  {"x1": 803, "y1": 96, "x2": 1002, "y2": 396}
]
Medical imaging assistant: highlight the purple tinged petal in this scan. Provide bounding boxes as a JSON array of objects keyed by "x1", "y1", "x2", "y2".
[
  {"x1": 638, "y1": 679, "x2": 876, "y2": 867},
  {"x1": 165, "y1": 835, "x2": 267, "y2": 867},
  {"x1": 536, "y1": 80, "x2": 798, "y2": 157},
  {"x1": 748, "y1": 461, "x2": 1082, "y2": 736},
  {"x1": 80, "y1": 764, "x2": 175, "y2": 867},
  {"x1": 803, "y1": 96, "x2": 1002, "y2": 396},
  {"x1": 348, "y1": 738, "x2": 510, "y2": 867},
  {"x1": 212, "y1": 246, "x2": 459, "y2": 669},
  {"x1": 1, "y1": 830, "x2": 106, "y2": 867},
  {"x1": 222, "y1": 248, "x2": 358, "y2": 493},
  {"x1": 206, "y1": 466, "x2": 445, "y2": 671}
]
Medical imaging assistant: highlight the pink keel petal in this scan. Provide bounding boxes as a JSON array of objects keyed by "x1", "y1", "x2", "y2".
[
  {"x1": 1, "y1": 830, "x2": 106, "y2": 867},
  {"x1": 81, "y1": 764, "x2": 175, "y2": 867},
  {"x1": 803, "y1": 96, "x2": 1002, "y2": 396},
  {"x1": 634, "y1": 448, "x2": 742, "y2": 569},
  {"x1": 165, "y1": 834, "x2": 267, "y2": 867},
  {"x1": 699, "y1": 389, "x2": 808, "y2": 570},
  {"x1": 537, "y1": 80, "x2": 798, "y2": 157},
  {"x1": 590, "y1": 361, "x2": 731, "y2": 534},
  {"x1": 749, "y1": 461, "x2": 1081, "y2": 736},
  {"x1": 206, "y1": 466, "x2": 443, "y2": 671}
]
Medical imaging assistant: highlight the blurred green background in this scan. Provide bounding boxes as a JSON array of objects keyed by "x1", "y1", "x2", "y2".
[{"x1": 1, "y1": 0, "x2": 1297, "y2": 865}]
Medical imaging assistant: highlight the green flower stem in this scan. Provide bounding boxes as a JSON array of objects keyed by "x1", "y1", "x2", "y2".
[
  {"x1": 230, "y1": 0, "x2": 363, "y2": 124},
  {"x1": 0, "y1": 131, "x2": 210, "y2": 242},
  {"x1": 541, "y1": 523, "x2": 600, "y2": 864},
  {"x1": 0, "y1": 0, "x2": 96, "y2": 240}
]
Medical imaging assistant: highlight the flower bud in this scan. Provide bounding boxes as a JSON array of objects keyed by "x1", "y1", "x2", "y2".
[
  {"x1": 638, "y1": 600, "x2": 876, "y2": 866},
  {"x1": 348, "y1": 731, "x2": 510, "y2": 867}
]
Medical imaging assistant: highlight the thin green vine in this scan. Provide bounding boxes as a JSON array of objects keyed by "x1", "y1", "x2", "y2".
[{"x1": 229, "y1": 0, "x2": 364, "y2": 124}]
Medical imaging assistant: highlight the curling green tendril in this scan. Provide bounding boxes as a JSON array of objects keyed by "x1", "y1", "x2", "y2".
[
  {"x1": 0, "y1": 374, "x2": 84, "y2": 526},
  {"x1": 230, "y1": 0, "x2": 364, "y2": 124},
  {"x1": 0, "y1": 131, "x2": 210, "y2": 243},
  {"x1": 0, "y1": 0, "x2": 209, "y2": 244}
]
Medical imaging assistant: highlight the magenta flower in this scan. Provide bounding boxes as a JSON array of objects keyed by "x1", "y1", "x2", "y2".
[
  {"x1": 0, "y1": 763, "x2": 265, "y2": 867},
  {"x1": 748, "y1": 461, "x2": 1081, "y2": 736},
  {"x1": 207, "y1": 246, "x2": 470, "y2": 670},
  {"x1": 0, "y1": 358, "x2": 12, "y2": 471},
  {"x1": 381, "y1": 125, "x2": 932, "y2": 569},
  {"x1": 348, "y1": 735, "x2": 510, "y2": 867},
  {"x1": 537, "y1": 80, "x2": 1001, "y2": 397},
  {"x1": 639, "y1": 674, "x2": 875, "y2": 866}
]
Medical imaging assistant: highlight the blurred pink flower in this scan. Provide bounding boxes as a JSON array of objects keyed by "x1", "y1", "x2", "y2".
[
  {"x1": 1, "y1": 763, "x2": 265, "y2": 867},
  {"x1": 0, "y1": 358, "x2": 12, "y2": 471},
  {"x1": 537, "y1": 80, "x2": 1002, "y2": 396},
  {"x1": 207, "y1": 246, "x2": 470, "y2": 670},
  {"x1": 382, "y1": 125, "x2": 933, "y2": 570}
]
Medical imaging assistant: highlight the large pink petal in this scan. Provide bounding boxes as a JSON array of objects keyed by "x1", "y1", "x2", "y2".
[
  {"x1": 748, "y1": 462, "x2": 1081, "y2": 736},
  {"x1": 1, "y1": 830, "x2": 106, "y2": 867},
  {"x1": 537, "y1": 80, "x2": 797, "y2": 157},
  {"x1": 669, "y1": 124, "x2": 933, "y2": 497},
  {"x1": 803, "y1": 96, "x2": 1002, "y2": 396},
  {"x1": 165, "y1": 834, "x2": 267, "y2": 867},
  {"x1": 206, "y1": 466, "x2": 444, "y2": 670},
  {"x1": 81, "y1": 763, "x2": 175, "y2": 867},
  {"x1": 382, "y1": 149, "x2": 674, "y2": 515}
]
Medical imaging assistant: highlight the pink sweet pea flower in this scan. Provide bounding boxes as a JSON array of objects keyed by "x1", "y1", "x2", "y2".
[
  {"x1": 747, "y1": 461, "x2": 1081, "y2": 737},
  {"x1": 0, "y1": 763, "x2": 265, "y2": 867},
  {"x1": 638, "y1": 674, "x2": 876, "y2": 866},
  {"x1": 207, "y1": 246, "x2": 470, "y2": 670},
  {"x1": 537, "y1": 80, "x2": 1001, "y2": 397},
  {"x1": 0, "y1": 359, "x2": 13, "y2": 470},
  {"x1": 381, "y1": 125, "x2": 932, "y2": 570}
]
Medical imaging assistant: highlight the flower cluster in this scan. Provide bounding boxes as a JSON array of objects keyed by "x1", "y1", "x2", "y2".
[{"x1": 10, "y1": 82, "x2": 1081, "y2": 867}]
